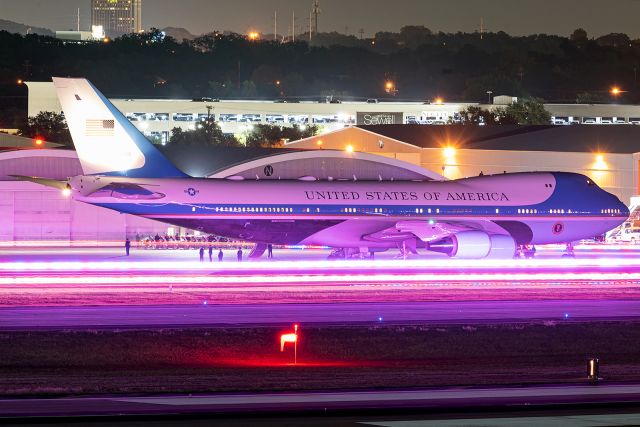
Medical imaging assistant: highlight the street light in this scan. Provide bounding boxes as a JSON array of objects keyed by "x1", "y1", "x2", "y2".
[
  {"x1": 610, "y1": 86, "x2": 623, "y2": 96},
  {"x1": 248, "y1": 31, "x2": 260, "y2": 41},
  {"x1": 384, "y1": 80, "x2": 396, "y2": 95},
  {"x1": 444, "y1": 146, "x2": 455, "y2": 159},
  {"x1": 434, "y1": 97, "x2": 444, "y2": 105},
  {"x1": 594, "y1": 153, "x2": 607, "y2": 170},
  {"x1": 486, "y1": 90, "x2": 493, "y2": 104}
]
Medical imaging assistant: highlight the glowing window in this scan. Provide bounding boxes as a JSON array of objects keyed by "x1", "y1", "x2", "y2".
[
  {"x1": 495, "y1": 208, "x2": 500, "y2": 214},
  {"x1": 436, "y1": 208, "x2": 440, "y2": 213}
]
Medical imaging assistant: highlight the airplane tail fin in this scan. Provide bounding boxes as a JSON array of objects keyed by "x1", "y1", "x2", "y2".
[{"x1": 52, "y1": 77, "x2": 187, "y2": 178}]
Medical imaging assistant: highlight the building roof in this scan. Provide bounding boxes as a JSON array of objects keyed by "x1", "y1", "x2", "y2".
[{"x1": 357, "y1": 124, "x2": 640, "y2": 154}]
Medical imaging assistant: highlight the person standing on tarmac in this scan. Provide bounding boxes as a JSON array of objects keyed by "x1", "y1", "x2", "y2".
[
  {"x1": 218, "y1": 249, "x2": 224, "y2": 262},
  {"x1": 199, "y1": 247, "x2": 204, "y2": 262},
  {"x1": 208, "y1": 246, "x2": 213, "y2": 262},
  {"x1": 267, "y1": 243, "x2": 273, "y2": 258},
  {"x1": 125, "y1": 238, "x2": 131, "y2": 256},
  {"x1": 237, "y1": 248, "x2": 243, "y2": 262}
]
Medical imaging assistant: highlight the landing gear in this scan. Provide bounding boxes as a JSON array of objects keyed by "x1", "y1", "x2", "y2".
[
  {"x1": 396, "y1": 239, "x2": 418, "y2": 259},
  {"x1": 518, "y1": 244, "x2": 536, "y2": 258},
  {"x1": 327, "y1": 248, "x2": 346, "y2": 260},
  {"x1": 327, "y1": 248, "x2": 379, "y2": 260},
  {"x1": 562, "y1": 242, "x2": 576, "y2": 258}
]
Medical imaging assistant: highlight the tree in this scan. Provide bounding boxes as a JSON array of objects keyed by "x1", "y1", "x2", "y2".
[
  {"x1": 499, "y1": 98, "x2": 552, "y2": 125},
  {"x1": 596, "y1": 33, "x2": 630, "y2": 48},
  {"x1": 399, "y1": 25, "x2": 432, "y2": 49},
  {"x1": 169, "y1": 116, "x2": 239, "y2": 146},
  {"x1": 570, "y1": 28, "x2": 588, "y2": 46},
  {"x1": 19, "y1": 112, "x2": 73, "y2": 147},
  {"x1": 245, "y1": 124, "x2": 319, "y2": 148},
  {"x1": 453, "y1": 106, "x2": 500, "y2": 125}
]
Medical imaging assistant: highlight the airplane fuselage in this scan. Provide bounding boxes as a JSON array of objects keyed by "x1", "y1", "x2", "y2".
[{"x1": 70, "y1": 171, "x2": 629, "y2": 248}]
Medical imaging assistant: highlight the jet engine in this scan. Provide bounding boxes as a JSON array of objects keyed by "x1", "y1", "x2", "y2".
[{"x1": 428, "y1": 231, "x2": 515, "y2": 259}]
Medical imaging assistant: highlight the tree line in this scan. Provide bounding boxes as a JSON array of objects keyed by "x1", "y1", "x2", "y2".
[
  {"x1": 15, "y1": 111, "x2": 320, "y2": 148},
  {"x1": 2, "y1": 25, "x2": 639, "y2": 106}
]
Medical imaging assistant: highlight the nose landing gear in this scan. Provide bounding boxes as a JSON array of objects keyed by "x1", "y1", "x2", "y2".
[
  {"x1": 518, "y1": 244, "x2": 537, "y2": 258},
  {"x1": 562, "y1": 242, "x2": 576, "y2": 258}
]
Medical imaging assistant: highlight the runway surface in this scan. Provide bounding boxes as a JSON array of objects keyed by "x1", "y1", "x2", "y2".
[
  {"x1": 2, "y1": 247, "x2": 640, "y2": 327},
  {"x1": 1, "y1": 383, "x2": 640, "y2": 418},
  {"x1": 2, "y1": 299, "x2": 640, "y2": 329}
]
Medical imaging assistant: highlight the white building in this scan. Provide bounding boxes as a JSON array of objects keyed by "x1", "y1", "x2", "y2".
[{"x1": 27, "y1": 81, "x2": 640, "y2": 144}]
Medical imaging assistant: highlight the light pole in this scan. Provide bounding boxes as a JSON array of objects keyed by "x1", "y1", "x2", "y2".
[{"x1": 486, "y1": 90, "x2": 493, "y2": 104}]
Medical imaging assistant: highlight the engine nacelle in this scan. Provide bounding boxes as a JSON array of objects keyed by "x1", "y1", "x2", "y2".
[
  {"x1": 428, "y1": 231, "x2": 516, "y2": 259},
  {"x1": 486, "y1": 234, "x2": 517, "y2": 259}
]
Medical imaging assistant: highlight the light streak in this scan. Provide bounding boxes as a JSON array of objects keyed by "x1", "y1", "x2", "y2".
[
  {"x1": 1, "y1": 256, "x2": 640, "y2": 273},
  {"x1": 1, "y1": 272, "x2": 639, "y2": 286}
]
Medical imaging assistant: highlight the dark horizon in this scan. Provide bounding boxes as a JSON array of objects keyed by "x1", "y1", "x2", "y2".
[{"x1": 2, "y1": 0, "x2": 640, "y2": 39}]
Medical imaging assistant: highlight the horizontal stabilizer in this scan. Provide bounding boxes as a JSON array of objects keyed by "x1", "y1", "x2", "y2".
[
  {"x1": 86, "y1": 182, "x2": 166, "y2": 200},
  {"x1": 9, "y1": 175, "x2": 67, "y2": 190}
]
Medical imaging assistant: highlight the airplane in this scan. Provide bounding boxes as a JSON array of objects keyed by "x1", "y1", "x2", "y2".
[{"x1": 23, "y1": 78, "x2": 630, "y2": 259}]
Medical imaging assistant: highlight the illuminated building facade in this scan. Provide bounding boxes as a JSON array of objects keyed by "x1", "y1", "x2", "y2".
[{"x1": 91, "y1": 0, "x2": 142, "y2": 38}]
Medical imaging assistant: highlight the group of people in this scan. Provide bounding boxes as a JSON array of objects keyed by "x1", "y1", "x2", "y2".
[
  {"x1": 198, "y1": 246, "x2": 230, "y2": 262},
  {"x1": 198, "y1": 247, "x2": 246, "y2": 262}
]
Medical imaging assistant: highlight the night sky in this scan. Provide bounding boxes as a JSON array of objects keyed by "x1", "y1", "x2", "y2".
[{"x1": 1, "y1": 0, "x2": 639, "y2": 38}]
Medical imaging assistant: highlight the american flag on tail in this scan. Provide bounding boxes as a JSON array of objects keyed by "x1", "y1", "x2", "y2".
[{"x1": 85, "y1": 119, "x2": 115, "y2": 136}]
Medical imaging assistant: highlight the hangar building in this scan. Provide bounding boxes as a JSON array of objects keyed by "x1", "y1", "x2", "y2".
[
  {"x1": 286, "y1": 124, "x2": 640, "y2": 205},
  {"x1": 0, "y1": 143, "x2": 436, "y2": 244}
]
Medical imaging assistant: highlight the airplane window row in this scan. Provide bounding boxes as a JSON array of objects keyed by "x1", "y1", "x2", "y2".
[
  {"x1": 213, "y1": 206, "x2": 294, "y2": 213},
  {"x1": 204, "y1": 206, "x2": 618, "y2": 216}
]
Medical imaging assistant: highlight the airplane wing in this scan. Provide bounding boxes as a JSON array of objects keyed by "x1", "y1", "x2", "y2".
[
  {"x1": 360, "y1": 218, "x2": 517, "y2": 258},
  {"x1": 363, "y1": 219, "x2": 499, "y2": 243}
]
